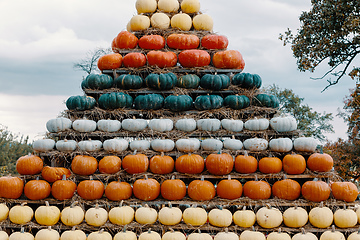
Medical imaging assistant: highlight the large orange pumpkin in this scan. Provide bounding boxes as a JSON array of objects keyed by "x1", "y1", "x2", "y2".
[
  {"x1": 71, "y1": 155, "x2": 98, "y2": 176},
  {"x1": 105, "y1": 181, "x2": 132, "y2": 201},
  {"x1": 301, "y1": 180, "x2": 331, "y2": 202},
  {"x1": 41, "y1": 166, "x2": 71, "y2": 183},
  {"x1": 205, "y1": 153, "x2": 234, "y2": 175},
  {"x1": 122, "y1": 52, "x2": 147, "y2": 68},
  {"x1": 149, "y1": 154, "x2": 174, "y2": 174},
  {"x1": 307, "y1": 152, "x2": 334, "y2": 172},
  {"x1": 133, "y1": 177, "x2": 160, "y2": 201},
  {"x1": 0, "y1": 176, "x2": 24, "y2": 199},
  {"x1": 331, "y1": 181, "x2": 359, "y2": 202},
  {"x1": 272, "y1": 178, "x2": 301, "y2": 200},
  {"x1": 258, "y1": 157, "x2": 282, "y2": 174},
  {"x1": 97, "y1": 53, "x2": 123, "y2": 71},
  {"x1": 216, "y1": 176, "x2": 242, "y2": 200},
  {"x1": 16, "y1": 154, "x2": 43, "y2": 175},
  {"x1": 77, "y1": 178, "x2": 104, "y2": 200},
  {"x1": 243, "y1": 179, "x2": 271, "y2": 200},
  {"x1": 160, "y1": 178, "x2": 186, "y2": 200},
  {"x1": 138, "y1": 35, "x2": 165, "y2": 50},
  {"x1": 212, "y1": 50, "x2": 245, "y2": 70},
  {"x1": 98, "y1": 156, "x2": 121, "y2": 174},
  {"x1": 167, "y1": 34, "x2": 200, "y2": 49},
  {"x1": 147, "y1": 51, "x2": 178, "y2": 68},
  {"x1": 51, "y1": 176, "x2": 77, "y2": 200},
  {"x1": 201, "y1": 35, "x2": 229, "y2": 50},
  {"x1": 24, "y1": 178, "x2": 51, "y2": 200},
  {"x1": 234, "y1": 154, "x2": 258, "y2": 174},
  {"x1": 114, "y1": 31, "x2": 138, "y2": 49},
  {"x1": 188, "y1": 177, "x2": 216, "y2": 201},
  {"x1": 178, "y1": 50, "x2": 211, "y2": 68},
  {"x1": 122, "y1": 153, "x2": 149, "y2": 174},
  {"x1": 282, "y1": 154, "x2": 306, "y2": 175},
  {"x1": 175, "y1": 154, "x2": 204, "y2": 174}
]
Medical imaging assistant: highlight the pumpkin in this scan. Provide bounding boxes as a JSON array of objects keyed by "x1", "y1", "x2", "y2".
[
  {"x1": 181, "y1": 0, "x2": 200, "y2": 13},
  {"x1": 272, "y1": 178, "x2": 301, "y2": 200},
  {"x1": 162, "y1": 230, "x2": 185, "y2": 240},
  {"x1": 188, "y1": 177, "x2": 216, "y2": 201},
  {"x1": 292, "y1": 229, "x2": 318, "y2": 240},
  {"x1": 103, "y1": 138, "x2": 128, "y2": 153},
  {"x1": 201, "y1": 35, "x2": 228, "y2": 50},
  {"x1": 158, "y1": 0, "x2": 179, "y2": 12},
  {"x1": 134, "y1": 94, "x2": 164, "y2": 110},
  {"x1": 60, "y1": 227, "x2": 86, "y2": 240},
  {"x1": 175, "y1": 118, "x2": 197, "y2": 131},
  {"x1": 167, "y1": 34, "x2": 200, "y2": 49},
  {"x1": 221, "y1": 119, "x2": 244, "y2": 132},
  {"x1": 0, "y1": 231, "x2": 7, "y2": 240},
  {"x1": 78, "y1": 139, "x2": 102, "y2": 152},
  {"x1": 334, "y1": 206, "x2": 357, "y2": 228},
  {"x1": 201, "y1": 138, "x2": 223, "y2": 151},
  {"x1": 269, "y1": 137, "x2": 293, "y2": 152},
  {"x1": 46, "y1": 117, "x2": 72, "y2": 133},
  {"x1": 87, "y1": 230, "x2": 112, "y2": 240},
  {"x1": 244, "y1": 118, "x2": 269, "y2": 131},
  {"x1": 60, "y1": 202, "x2": 85, "y2": 226},
  {"x1": 121, "y1": 153, "x2": 149, "y2": 174},
  {"x1": 348, "y1": 231, "x2": 360, "y2": 240},
  {"x1": 145, "y1": 72, "x2": 177, "y2": 90},
  {"x1": 309, "y1": 203, "x2": 333, "y2": 228},
  {"x1": 105, "y1": 181, "x2": 132, "y2": 201},
  {"x1": 151, "y1": 139, "x2": 175, "y2": 152},
  {"x1": 41, "y1": 166, "x2": 71, "y2": 183},
  {"x1": 282, "y1": 154, "x2": 306, "y2": 175},
  {"x1": 133, "y1": 176, "x2": 160, "y2": 201},
  {"x1": 258, "y1": 156, "x2": 282, "y2": 173},
  {"x1": 149, "y1": 118, "x2": 174, "y2": 132},
  {"x1": 129, "y1": 140, "x2": 150, "y2": 151},
  {"x1": 72, "y1": 119, "x2": 96, "y2": 132},
  {"x1": 139, "y1": 35, "x2": 165, "y2": 50},
  {"x1": 234, "y1": 153, "x2": 258, "y2": 173},
  {"x1": 9, "y1": 203, "x2": 34, "y2": 224},
  {"x1": 98, "y1": 156, "x2": 121, "y2": 174},
  {"x1": 200, "y1": 74, "x2": 230, "y2": 90},
  {"x1": 147, "y1": 51, "x2": 177, "y2": 68},
  {"x1": 34, "y1": 227, "x2": 59, "y2": 240},
  {"x1": 302, "y1": 180, "x2": 331, "y2": 202},
  {"x1": 175, "y1": 153, "x2": 204, "y2": 174},
  {"x1": 9, "y1": 227, "x2": 34, "y2": 240},
  {"x1": 0, "y1": 203, "x2": 9, "y2": 221},
  {"x1": 243, "y1": 178, "x2": 271, "y2": 200},
  {"x1": 158, "y1": 203, "x2": 182, "y2": 225},
  {"x1": 177, "y1": 74, "x2": 200, "y2": 89},
  {"x1": 183, "y1": 206, "x2": 208, "y2": 226},
  {"x1": 51, "y1": 175, "x2": 76, "y2": 200},
  {"x1": 66, "y1": 95, "x2": 96, "y2": 111},
  {"x1": 32, "y1": 139, "x2": 55, "y2": 152},
  {"x1": 283, "y1": 206, "x2": 308, "y2": 228},
  {"x1": 217, "y1": 175, "x2": 242, "y2": 199},
  {"x1": 122, "y1": 52, "x2": 147, "y2": 68},
  {"x1": 319, "y1": 226, "x2": 345, "y2": 240},
  {"x1": 139, "y1": 229, "x2": 161, "y2": 240},
  {"x1": 232, "y1": 73, "x2": 262, "y2": 89},
  {"x1": 114, "y1": 74, "x2": 143, "y2": 90},
  {"x1": 35, "y1": 201, "x2": 60, "y2": 226},
  {"x1": 176, "y1": 138, "x2": 200, "y2": 152},
  {"x1": 239, "y1": 228, "x2": 265, "y2": 240},
  {"x1": 24, "y1": 178, "x2": 51, "y2": 200},
  {"x1": 71, "y1": 155, "x2": 98, "y2": 176},
  {"x1": 81, "y1": 74, "x2": 113, "y2": 90},
  {"x1": 114, "y1": 31, "x2": 138, "y2": 49},
  {"x1": 270, "y1": 115, "x2": 297, "y2": 132},
  {"x1": 256, "y1": 205, "x2": 283, "y2": 228},
  {"x1": 97, "y1": 53, "x2": 123, "y2": 71},
  {"x1": 136, "y1": 0, "x2": 157, "y2": 14},
  {"x1": 223, "y1": 95, "x2": 250, "y2": 110},
  {"x1": 307, "y1": 150, "x2": 334, "y2": 172},
  {"x1": 122, "y1": 118, "x2": 148, "y2": 131},
  {"x1": 0, "y1": 176, "x2": 23, "y2": 199},
  {"x1": 161, "y1": 177, "x2": 186, "y2": 200},
  {"x1": 113, "y1": 227, "x2": 137, "y2": 240},
  {"x1": 98, "y1": 92, "x2": 133, "y2": 110},
  {"x1": 187, "y1": 231, "x2": 212, "y2": 240},
  {"x1": 209, "y1": 206, "x2": 232, "y2": 227},
  {"x1": 178, "y1": 50, "x2": 211, "y2": 68},
  {"x1": 55, "y1": 139, "x2": 77, "y2": 152},
  {"x1": 213, "y1": 50, "x2": 245, "y2": 70},
  {"x1": 77, "y1": 178, "x2": 104, "y2": 200},
  {"x1": 135, "y1": 204, "x2": 158, "y2": 224},
  {"x1": 252, "y1": 94, "x2": 280, "y2": 108},
  {"x1": 193, "y1": 14, "x2": 213, "y2": 31},
  {"x1": 205, "y1": 153, "x2": 233, "y2": 175},
  {"x1": 129, "y1": 15, "x2": 150, "y2": 31},
  {"x1": 223, "y1": 137, "x2": 243, "y2": 150},
  {"x1": 150, "y1": 12, "x2": 170, "y2": 29},
  {"x1": 331, "y1": 181, "x2": 359, "y2": 202},
  {"x1": 267, "y1": 229, "x2": 291, "y2": 240},
  {"x1": 243, "y1": 138, "x2": 268, "y2": 151},
  {"x1": 197, "y1": 118, "x2": 221, "y2": 131},
  {"x1": 171, "y1": 13, "x2": 192, "y2": 31},
  {"x1": 194, "y1": 94, "x2": 223, "y2": 110},
  {"x1": 164, "y1": 95, "x2": 193, "y2": 111},
  {"x1": 85, "y1": 204, "x2": 108, "y2": 227},
  {"x1": 233, "y1": 206, "x2": 256, "y2": 228},
  {"x1": 149, "y1": 154, "x2": 174, "y2": 174},
  {"x1": 108, "y1": 201, "x2": 134, "y2": 225},
  {"x1": 293, "y1": 137, "x2": 318, "y2": 152}
]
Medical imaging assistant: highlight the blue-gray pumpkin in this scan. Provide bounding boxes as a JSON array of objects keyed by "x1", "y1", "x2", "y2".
[
  {"x1": 194, "y1": 95, "x2": 223, "y2": 110},
  {"x1": 66, "y1": 95, "x2": 96, "y2": 111},
  {"x1": 253, "y1": 94, "x2": 280, "y2": 108},
  {"x1": 98, "y1": 92, "x2": 133, "y2": 110},
  {"x1": 164, "y1": 95, "x2": 193, "y2": 111},
  {"x1": 134, "y1": 94, "x2": 164, "y2": 110},
  {"x1": 114, "y1": 74, "x2": 143, "y2": 90},
  {"x1": 81, "y1": 74, "x2": 114, "y2": 90},
  {"x1": 145, "y1": 72, "x2": 177, "y2": 90},
  {"x1": 200, "y1": 74, "x2": 230, "y2": 90},
  {"x1": 232, "y1": 73, "x2": 262, "y2": 89},
  {"x1": 177, "y1": 74, "x2": 200, "y2": 89},
  {"x1": 224, "y1": 95, "x2": 250, "y2": 110}
]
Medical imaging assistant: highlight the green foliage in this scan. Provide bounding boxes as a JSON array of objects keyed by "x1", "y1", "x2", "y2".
[
  {"x1": 267, "y1": 84, "x2": 334, "y2": 142},
  {"x1": 280, "y1": 0, "x2": 360, "y2": 90},
  {"x1": 0, "y1": 125, "x2": 32, "y2": 175}
]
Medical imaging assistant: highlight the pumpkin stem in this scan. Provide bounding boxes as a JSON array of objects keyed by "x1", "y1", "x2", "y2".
[
  {"x1": 72, "y1": 226, "x2": 76, "y2": 231},
  {"x1": 201, "y1": 176, "x2": 205, "y2": 181},
  {"x1": 227, "y1": 175, "x2": 231, "y2": 181},
  {"x1": 283, "y1": 174, "x2": 287, "y2": 180},
  {"x1": 331, "y1": 225, "x2": 335, "y2": 232},
  {"x1": 21, "y1": 202, "x2": 27, "y2": 206},
  {"x1": 169, "y1": 228, "x2": 174, "y2": 233},
  {"x1": 133, "y1": 150, "x2": 137, "y2": 155},
  {"x1": 171, "y1": 175, "x2": 175, "y2": 180},
  {"x1": 266, "y1": 204, "x2": 271, "y2": 209},
  {"x1": 278, "y1": 228, "x2": 282, "y2": 233},
  {"x1": 145, "y1": 174, "x2": 148, "y2": 180},
  {"x1": 148, "y1": 229, "x2": 152, "y2": 233},
  {"x1": 242, "y1": 206, "x2": 246, "y2": 211},
  {"x1": 319, "y1": 201, "x2": 324, "y2": 208},
  {"x1": 123, "y1": 226, "x2": 127, "y2": 233},
  {"x1": 71, "y1": 201, "x2": 78, "y2": 208},
  {"x1": 120, "y1": 200, "x2": 124, "y2": 207},
  {"x1": 225, "y1": 228, "x2": 229, "y2": 233},
  {"x1": 161, "y1": 152, "x2": 164, "y2": 157},
  {"x1": 144, "y1": 204, "x2": 149, "y2": 208},
  {"x1": 300, "y1": 228, "x2": 306, "y2": 235},
  {"x1": 197, "y1": 229, "x2": 201, "y2": 234},
  {"x1": 217, "y1": 205, "x2": 223, "y2": 210},
  {"x1": 294, "y1": 205, "x2": 298, "y2": 210},
  {"x1": 45, "y1": 201, "x2": 50, "y2": 207},
  {"x1": 89, "y1": 176, "x2": 93, "y2": 181},
  {"x1": 62, "y1": 174, "x2": 67, "y2": 180},
  {"x1": 20, "y1": 227, "x2": 25, "y2": 233},
  {"x1": 51, "y1": 160, "x2": 55, "y2": 167},
  {"x1": 251, "y1": 226, "x2": 256, "y2": 232},
  {"x1": 99, "y1": 229, "x2": 104, "y2": 234},
  {"x1": 244, "y1": 150, "x2": 248, "y2": 157},
  {"x1": 47, "y1": 226, "x2": 52, "y2": 231},
  {"x1": 95, "y1": 203, "x2": 99, "y2": 209},
  {"x1": 254, "y1": 175, "x2": 258, "y2": 181},
  {"x1": 168, "y1": 202, "x2": 172, "y2": 208}
]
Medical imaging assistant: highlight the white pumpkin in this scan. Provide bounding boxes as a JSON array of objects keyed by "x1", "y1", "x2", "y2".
[
  {"x1": 187, "y1": 231, "x2": 212, "y2": 240},
  {"x1": 333, "y1": 207, "x2": 357, "y2": 228},
  {"x1": 129, "y1": 15, "x2": 151, "y2": 31},
  {"x1": 201, "y1": 139, "x2": 223, "y2": 151},
  {"x1": 46, "y1": 117, "x2": 72, "y2": 133},
  {"x1": 151, "y1": 139, "x2": 175, "y2": 152},
  {"x1": 108, "y1": 202, "x2": 134, "y2": 225},
  {"x1": 78, "y1": 140, "x2": 102, "y2": 152},
  {"x1": 158, "y1": 204, "x2": 182, "y2": 225},
  {"x1": 171, "y1": 13, "x2": 192, "y2": 31},
  {"x1": 223, "y1": 138, "x2": 243, "y2": 150},
  {"x1": 239, "y1": 229, "x2": 265, "y2": 240},
  {"x1": 181, "y1": 0, "x2": 201, "y2": 13},
  {"x1": 60, "y1": 202, "x2": 85, "y2": 226},
  {"x1": 175, "y1": 118, "x2": 197, "y2": 132},
  {"x1": 182, "y1": 207, "x2": 208, "y2": 226},
  {"x1": 233, "y1": 206, "x2": 256, "y2": 228},
  {"x1": 192, "y1": 14, "x2": 214, "y2": 31},
  {"x1": 293, "y1": 137, "x2": 318, "y2": 152},
  {"x1": 55, "y1": 139, "x2": 77, "y2": 152},
  {"x1": 244, "y1": 118, "x2": 269, "y2": 131},
  {"x1": 34, "y1": 201, "x2": 60, "y2": 226},
  {"x1": 9, "y1": 203, "x2": 34, "y2": 224},
  {"x1": 113, "y1": 228, "x2": 137, "y2": 240},
  {"x1": 122, "y1": 119, "x2": 148, "y2": 132},
  {"x1": 162, "y1": 230, "x2": 185, "y2": 240},
  {"x1": 348, "y1": 231, "x2": 360, "y2": 240},
  {"x1": 136, "y1": 0, "x2": 157, "y2": 14},
  {"x1": 0, "y1": 203, "x2": 9, "y2": 222},
  {"x1": 87, "y1": 230, "x2": 112, "y2": 240},
  {"x1": 283, "y1": 206, "x2": 308, "y2": 228},
  {"x1": 270, "y1": 116, "x2": 297, "y2": 132},
  {"x1": 103, "y1": 138, "x2": 128, "y2": 153},
  {"x1": 309, "y1": 204, "x2": 333, "y2": 228},
  {"x1": 243, "y1": 138, "x2": 268, "y2": 151},
  {"x1": 197, "y1": 119, "x2": 221, "y2": 132},
  {"x1": 33, "y1": 139, "x2": 55, "y2": 152},
  {"x1": 60, "y1": 227, "x2": 86, "y2": 240},
  {"x1": 214, "y1": 229, "x2": 239, "y2": 240},
  {"x1": 151, "y1": 13, "x2": 170, "y2": 29},
  {"x1": 97, "y1": 119, "x2": 121, "y2": 132},
  {"x1": 0, "y1": 231, "x2": 8, "y2": 240},
  {"x1": 221, "y1": 119, "x2": 244, "y2": 132},
  {"x1": 129, "y1": 140, "x2": 150, "y2": 151},
  {"x1": 256, "y1": 205, "x2": 283, "y2": 228},
  {"x1": 292, "y1": 229, "x2": 318, "y2": 240},
  {"x1": 158, "y1": 0, "x2": 179, "y2": 12},
  {"x1": 9, "y1": 228, "x2": 34, "y2": 240},
  {"x1": 135, "y1": 204, "x2": 158, "y2": 224},
  {"x1": 149, "y1": 119, "x2": 173, "y2": 132},
  {"x1": 267, "y1": 229, "x2": 291, "y2": 240},
  {"x1": 175, "y1": 138, "x2": 200, "y2": 152},
  {"x1": 319, "y1": 226, "x2": 345, "y2": 240},
  {"x1": 34, "y1": 227, "x2": 59, "y2": 240},
  {"x1": 208, "y1": 207, "x2": 232, "y2": 227},
  {"x1": 139, "y1": 230, "x2": 161, "y2": 240},
  {"x1": 269, "y1": 138, "x2": 293, "y2": 152},
  {"x1": 85, "y1": 204, "x2": 108, "y2": 227},
  {"x1": 72, "y1": 119, "x2": 97, "y2": 132}
]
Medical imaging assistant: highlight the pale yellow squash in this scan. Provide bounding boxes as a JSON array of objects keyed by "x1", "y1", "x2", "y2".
[
  {"x1": 193, "y1": 14, "x2": 213, "y2": 31},
  {"x1": 181, "y1": 0, "x2": 200, "y2": 13},
  {"x1": 35, "y1": 201, "x2": 60, "y2": 226},
  {"x1": 151, "y1": 13, "x2": 170, "y2": 29},
  {"x1": 9, "y1": 203, "x2": 34, "y2": 225},
  {"x1": 136, "y1": 0, "x2": 157, "y2": 14},
  {"x1": 233, "y1": 206, "x2": 256, "y2": 228},
  {"x1": 171, "y1": 13, "x2": 192, "y2": 31},
  {"x1": 130, "y1": 15, "x2": 151, "y2": 31},
  {"x1": 85, "y1": 204, "x2": 108, "y2": 227}
]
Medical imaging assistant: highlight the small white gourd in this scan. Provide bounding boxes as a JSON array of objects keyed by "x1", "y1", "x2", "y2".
[
  {"x1": 221, "y1": 119, "x2": 244, "y2": 132},
  {"x1": 201, "y1": 139, "x2": 223, "y2": 151},
  {"x1": 103, "y1": 138, "x2": 128, "y2": 153},
  {"x1": 46, "y1": 117, "x2": 72, "y2": 133},
  {"x1": 129, "y1": 140, "x2": 150, "y2": 151},
  {"x1": 122, "y1": 118, "x2": 148, "y2": 132},
  {"x1": 135, "y1": 204, "x2": 158, "y2": 224},
  {"x1": 33, "y1": 139, "x2": 55, "y2": 152},
  {"x1": 97, "y1": 119, "x2": 121, "y2": 132},
  {"x1": 223, "y1": 137, "x2": 243, "y2": 150},
  {"x1": 175, "y1": 118, "x2": 197, "y2": 132},
  {"x1": 269, "y1": 138, "x2": 293, "y2": 152},
  {"x1": 55, "y1": 140, "x2": 77, "y2": 152},
  {"x1": 151, "y1": 13, "x2": 170, "y2": 29},
  {"x1": 78, "y1": 140, "x2": 102, "y2": 152},
  {"x1": 149, "y1": 119, "x2": 173, "y2": 132},
  {"x1": 243, "y1": 138, "x2": 268, "y2": 151},
  {"x1": 197, "y1": 119, "x2": 221, "y2": 132},
  {"x1": 294, "y1": 137, "x2": 318, "y2": 152},
  {"x1": 270, "y1": 115, "x2": 297, "y2": 132},
  {"x1": 72, "y1": 119, "x2": 97, "y2": 132},
  {"x1": 151, "y1": 139, "x2": 175, "y2": 152},
  {"x1": 244, "y1": 118, "x2": 269, "y2": 131},
  {"x1": 176, "y1": 138, "x2": 200, "y2": 152}
]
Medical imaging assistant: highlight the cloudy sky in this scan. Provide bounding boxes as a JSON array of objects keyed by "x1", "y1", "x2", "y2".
[{"x1": 0, "y1": 0, "x2": 356, "y2": 142}]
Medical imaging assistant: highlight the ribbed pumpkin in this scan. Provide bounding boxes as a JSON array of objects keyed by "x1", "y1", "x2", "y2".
[
  {"x1": 97, "y1": 53, "x2": 123, "y2": 71},
  {"x1": 258, "y1": 156, "x2": 282, "y2": 174},
  {"x1": 34, "y1": 226, "x2": 59, "y2": 240},
  {"x1": 85, "y1": 204, "x2": 108, "y2": 227},
  {"x1": 134, "y1": 94, "x2": 164, "y2": 110},
  {"x1": 307, "y1": 151, "x2": 334, "y2": 172},
  {"x1": 256, "y1": 205, "x2": 283, "y2": 228},
  {"x1": 272, "y1": 178, "x2": 301, "y2": 200},
  {"x1": 309, "y1": 203, "x2": 333, "y2": 228},
  {"x1": 158, "y1": 203, "x2": 182, "y2": 226},
  {"x1": 145, "y1": 72, "x2": 177, "y2": 90},
  {"x1": 41, "y1": 166, "x2": 71, "y2": 183},
  {"x1": 181, "y1": 0, "x2": 200, "y2": 13},
  {"x1": 161, "y1": 177, "x2": 186, "y2": 201},
  {"x1": 208, "y1": 206, "x2": 232, "y2": 227},
  {"x1": 292, "y1": 229, "x2": 318, "y2": 240},
  {"x1": 167, "y1": 34, "x2": 200, "y2": 49},
  {"x1": 234, "y1": 153, "x2": 258, "y2": 173},
  {"x1": 114, "y1": 74, "x2": 143, "y2": 89},
  {"x1": 170, "y1": 13, "x2": 192, "y2": 31},
  {"x1": 232, "y1": 73, "x2": 262, "y2": 89},
  {"x1": 71, "y1": 155, "x2": 98, "y2": 176},
  {"x1": 81, "y1": 74, "x2": 114, "y2": 90},
  {"x1": 98, "y1": 156, "x2": 121, "y2": 174},
  {"x1": 282, "y1": 154, "x2": 306, "y2": 175},
  {"x1": 24, "y1": 178, "x2": 51, "y2": 200},
  {"x1": 194, "y1": 95, "x2": 223, "y2": 110},
  {"x1": 114, "y1": 31, "x2": 138, "y2": 49},
  {"x1": 175, "y1": 153, "x2": 204, "y2": 174},
  {"x1": 178, "y1": 50, "x2": 211, "y2": 68},
  {"x1": 60, "y1": 227, "x2": 87, "y2": 240},
  {"x1": 122, "y1": 153, "x2": 149, "y2": 174},
  {"x1": 138, "y1": 35, "x2": 165, "y2": 50},
  {"x1": 51, "y1": 175, "x2": 77, "y2": 201},
  {"x1": 149, "y1": 154, "x2": 174, "y2": 174},
  {"x1": 188, "y1": 177, "x2": 216, "y2": 201},
  {"x1": 77, "y1": 178, "x2": 104, "y2": 200},
  {"x1": 164, "y1": 95, "x2": 193, "y2": 112},
  {"x1": 98, "y1": 92, "x2": 133, "y2": 110},
  {"x1": 9, "y1": 203, "x2": 34, "y2": 224},
  {"x1": 182, "y1": 207, "x2": 208, "y2": 226},
  {"x1": 331, "y1": 181, "x2": 359, "y2": 202},
  {"x1": 216, "y1": 175, "x2": 242, "y2": 200},
  {"x1": 150, "y1": 13, "x2": 170, "y2": 29},
  {"x1": 177, "y1": 74, "x2": 200, "y2": 89},
  {"x1": 133, "y1": 176, "x2": 160, "y2": 201},
  {"x1": 302, "y1": 180, "x2": 331, "y2": 202},
  {"x1": 205, "y1": 153, "x2": 234, "y2": 175},
  {"x1": 129, "y1": 15, "x2": 150, "y2": 31},
  {"x1": 252, "y1": 94, "x2": 280, "y2": 108},
  {"x1": 319, "y1": 226, "x2": 345, "y2": 240},
  {"x1": 147, "y1": 51, "x2": 177, "y2": 68},
  {"x1": 200, "y1": 74, "x2": 230, "y2": 90},
  {"x1": 108, "y1": 201, "x2": 134, "y2": 225},
  {"x1": 201, "y1": 35, "x2": 228, "y2": 50},
  {"x1": 233, "y1": 206, "x2": 256, "y2": 228},
  {"x1": 16, "y1": 154, "x2": 43, "y2": 175},
  {"x1": 243, "y1": 178, "x2": 271, "y2": 200},
  {"x1": 60, "y1": 202, "x2": 85, "y2": 226},
  {"x1": 193, "y1": 14, "x2": 213, "y2": 31},
  {"x1": 223, "y1": 95, "x2": 250, "y2": 110},
  {"x1": 136, "y1": 0, "x2": 157, "y2": 14},
  {"x1": 213, "y1": 50, "x2": 245, "y2": 70},
  {"x1": 34, "y1": 201, "x2": 60, "y2": 226},
  {"x1": 283, "y1": 206, "x2": 308, "y2": 228},
  {"x1": 0, "y1": 176, "x2": 24, "y2": 199},
  {"x1": 135, "y1": 204, "x2": 157, "y2": 225},
  {"x1": 334, "y1": 206, "x2": 357, "y2": 228},
  {"x1": 122, "y1": 52, "x2": 147, "y2": 68},
  {"x1": 66, "y1": 95, "x2": 96, "y2": 111},
  {"x1": 105, "y1": 181, "x2": 132, "y2": 201}
]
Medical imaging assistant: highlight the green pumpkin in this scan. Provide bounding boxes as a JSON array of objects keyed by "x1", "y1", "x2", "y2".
[
  {"x1": 200, "y1": 74, "x2": 230, "y2": 90},
  {"x1": 81, "y1": 74, "x2": 114, "y2": 90},
  {"x1": 164, "y1": 95, "x2": 193, "y2": 111},
  {"x1": 253, "y1": 94, "x2": 280, "y2": 108},
  {"x1": 145, "y1": 72, "x2": 177, "y2": 90},
  {"x1": 114, "y1": 74, "x2": 143, "y2": 90},
  {"x1": 194, "y1": 95, "x2": 223, "y2": 110},
  {"x1": 224, "y1": 95, "x2": 250, "y2": 110},
  {"x1": 134, "y1": 94, "x2": 164, "y2": 110},
  {"x1": 98, "y1": 92, "x2": 133, "y2": 110},
  {"x1": 177, "y1": 74, "x2": 200, "y2": 89},
  {"x1": 66, "y1": 95, "x2": 96, "y2": 111},
  {"x1": 232, "y1": 73, "x2": 262, "y2": 89}
]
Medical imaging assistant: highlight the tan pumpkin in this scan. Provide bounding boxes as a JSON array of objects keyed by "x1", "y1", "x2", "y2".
[
  {"x1": 187, "y1": 230, "x2": 212, "y2": 240},
  {"x1": 85, "y1": 204, "x2": 108, "y2": 227},
  {"x1": 9, "y1": 227, "x2": 34, "y2": 240},
  {"x1": 35, "y1": 201, "x2": 60, "y2": 226},
  {"x1": 239, "y1": 228, "x2": 265, "y2": 240},
  {"x1": 208, "y1": 206, "x2": 232, "y2": 227},
  {"x1": 233, "y1": 206, "x2": 256, "y2": 228},
  {"x1": 181, "y1": 0, "x2": 200, "y2": 13},
  {"x1": 266, "y1": 229, "x2": 291, "y2": 240},
  {"x1": 183, "y1": 206, "x2": 207, "y2": 226},
  {"x1": 87, "y1": 230, "x2": 112, "y2": 240},
  {"x1": 333, "y1": 205, "x2": 357, "y2": 228},
  {"x1": 319, "y1": 225, "x2": 345, "y2": 240},
  {"x1": 171, "y1": 13, "x2": 192, "y2": 31},
  {"x1": 9, "y1": 202, "x2": 34, "y2": 224},
  {"x1": 60, "y1": 201, "x2": 85, "y2": 226},
  {"x1": 0, "y1": 204, "x2": 9, "y2": 222},
  {"x1": 130, "y1": 15, "x2": 150, "y2": 31},
  {"x1": 113, "y1": 227, "x2": 137, "y2": 240},
  {"x1": 135, "y1": 204, "x2": 157, "y2": 224},
  {"x1": 151, "y1": 13, "x2": 170, "y2": 29},
  {"x1": 214, "y1": 228, "x2": 239, "y2": 240},
  {"x1": 158, "y1": 203, "x2": 182, "y2": 225},
  {"x1": 193, "y1": 14, "x2": 213, "y2": 31},
  {"x1": 309, "y1": 202, "x2": 333, "y2": 228},
  {"x1": 162, "y1": 230, "x2": 186, "y2": 240},
  {"x1": 139, "y1": 229, "x2": 161, "y2": 240},
  {"x1": 158, "y1": 0, "x2": 179, "y2": 12},
  {"x1": 136, "y1": 0, "x2": 157, "y2": 14},
  {"x1": 60, "y1": 227, "x2": 86, "y2": 240},
  {"x1": 348, "y1": 231, "x2": 360, "y2": 240},
  {"x1": 292, "y1": 228, "x2": 318, "y2": 240},
  {"x1": 109, "y1": 201, "x2": 134, "y2": 225},
  {"x1": 283, "y1": 206, "x2": 308, "y2": 228},
  {"x1": 34, "y1": 227, "x2": 59, "y2": 240},
  {"x1": 256, "y1": 205, "x2": 282, "y2": 228},
  {"x1": 0, "y1": 230, "x2": 8, "y2": 240}
]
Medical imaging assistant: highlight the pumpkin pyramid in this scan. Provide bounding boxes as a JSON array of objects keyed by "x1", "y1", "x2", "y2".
[{"x1": 1, "y1": 0, "x2": 359, "y2": 239}]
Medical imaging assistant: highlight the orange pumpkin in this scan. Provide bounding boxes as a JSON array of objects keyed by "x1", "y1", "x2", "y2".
[
  {"x1": 24, "y1": 178, "x2": 51, "y2": 200},
  {"x1": 178, "y1": 50, "x2": 211, "y2": 68},
  {"x1": 16, "y1": 154, "x2": 43, "y2": 175},
  {"x1": 272, "y1": 178, "x2": 301, "y2": 200},
  {"x1": 133, "y1": 176, "x2": 160, "y2": 201},
  {"x1": 138, "y1": 35, "x2": 166, "y2": 50},
  {"x1": 258, "y1": 157, "x2": 282, "y2": 174},
  {"x1": 41, "y1": 166, "x2": 71, "y2": 183},
  {"x1": 0, "y1": 176, "x2": 24, "y2": 199},
  {"x1": 51, "y1": 176, "x2": 77, "y2": 200},
  {"x1": 188, "y1": 177, "x2": 216, "y2": 201},
  {"x1": 160, "y1": 178, "x2": 186, "y2": 200},
  {"x1": 283, "y1": 154, "x2": 306, "y2": 175},
  {"x1": 97, "y1": 53, "x2": 123, "y2": 71},
  {"x1": 307, "y1": 152, "x2": 334, "y2": 172},
  {"x1": 71, "y1": 155, "x2": 98, "y2": 176},
  {"x1": 114, "y1": 31, "x2": 138, "y2": 49},
  {"x1": 205, "y1": 153, "x2": 234, "y2": 175},
  {"x1": 216, "y1": 176, "x2": 242, "y2": 200},
  {"x1": 331, "y1": 181, "x2": 359, "y2": 202},
  {"x1": 98, "y1": 156, "x2": 121, "y2": 174},
  {"x1": 122, "y1": 153, "x2": 149, "y2": 174},
  {"x1": 167, "y1": 34, "x2": 200, "y2": 49},
  {"x1": 201, "y1": 35, "x2": 229, "y2": 50},
  {"x1": 243, "y1": 179, "x2": 271, "y2": 200},
  {"x1": 147, "y1": 51, "x2": 178, "y2": 68},
  {"x1": 111, "y1": 37, "x2": 118, "y2": 53},
  {"x1": 212, "y1": 50, "x2": 245, "y2": 70},
  {"x1": 301, "y1": 180, "x2": 330, "y2": 202},
  {"x1": 149, "y1": 154, "x2": 174, "y2": 174},
  {"x1": 105, "y1": 181, "x2": 132, "y2": 201},
  {"x1": 234, "y1": 154, "x2": 258, "y2": 174},
  {"x1": 122, "y1": 52, "x2": 147, "y2": 68},
  {"x1": 77, "y1": 178, "x2": 104, "y2": 200},
  {"x1": 175, "y1": 154, "x2": 204, "y2": 174}
]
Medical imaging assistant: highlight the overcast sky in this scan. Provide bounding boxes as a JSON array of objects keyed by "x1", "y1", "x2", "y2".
[{"x1": 0, "y1": 0, "x2": 356, "y2": 142}]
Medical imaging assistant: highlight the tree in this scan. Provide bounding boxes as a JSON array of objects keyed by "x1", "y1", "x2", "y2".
[
  {"x1": 267, "y1": 84, "x2": 334, "y2": 141},
  {"x1": 73, "y1": 47, "x2": 111, "y2": 75},
  {"x1": 280, "y1": 0, "x2": 360, "y2": 91},
  {"x1": 0, "y1": 125, "x2": 33, "y2": 175}
]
